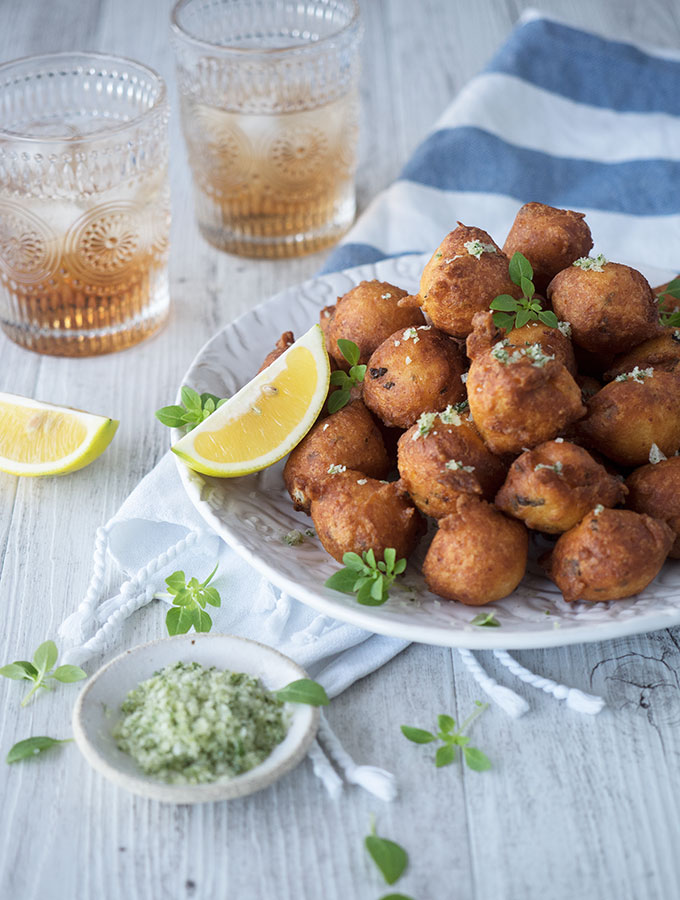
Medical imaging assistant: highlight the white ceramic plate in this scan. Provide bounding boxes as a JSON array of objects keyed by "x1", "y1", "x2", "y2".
[
  {"x1": 72, "y1": 634, "x2": 319, "y2": 803},
  {"x1": 173, "y1": 254, "x2": 680, "y2": 650}
]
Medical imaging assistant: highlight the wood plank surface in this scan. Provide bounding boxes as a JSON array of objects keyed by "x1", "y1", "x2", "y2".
[{"x1": 1, "y1": 1, "x2": 680, "y2": 899}]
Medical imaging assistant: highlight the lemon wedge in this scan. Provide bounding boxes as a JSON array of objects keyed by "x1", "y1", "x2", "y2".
[
  {"x1": 172, "y1": 324, "x2": 330, "y2": 477},
  {"x1": 0, "y1": 393, "x2": 118, "y2": 477}
]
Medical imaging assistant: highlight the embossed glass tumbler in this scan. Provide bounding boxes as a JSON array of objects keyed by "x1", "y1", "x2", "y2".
[
  {"x1": 0, "y1": 53, "x2": 170, "y2": 356},
  {"x1": 171, "y1": 0, "x2": 362, "y2": 258}
]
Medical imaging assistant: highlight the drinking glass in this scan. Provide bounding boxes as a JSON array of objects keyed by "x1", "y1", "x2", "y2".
[
  {"x1": 0, "y1": 53, "x2": 170, "y2": 357},
  {"x1": 171, "y1": 0, "x2": 362, "y2": 259}
]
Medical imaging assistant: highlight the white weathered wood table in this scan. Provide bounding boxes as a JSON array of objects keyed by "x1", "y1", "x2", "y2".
[{"x1": 2, "y1": 1, "x2": 680, "y2": 898}]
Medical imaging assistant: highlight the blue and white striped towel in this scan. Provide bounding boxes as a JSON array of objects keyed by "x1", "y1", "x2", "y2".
[
  {"x1": 60, "y1": 11, "x2": 680, "y2": 714},
  {"x1": 325, "y1": 9, "x2": 680, "y2": 284}
]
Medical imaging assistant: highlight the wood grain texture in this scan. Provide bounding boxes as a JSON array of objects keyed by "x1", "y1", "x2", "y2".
[{"x1": 1, "y1": 1, "x2": 680, "y2": 899}]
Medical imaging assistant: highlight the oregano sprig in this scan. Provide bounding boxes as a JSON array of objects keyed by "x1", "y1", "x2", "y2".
[
  {"x1": 401, "y1": 702, "x2": 491, "y2": 771},
  {"x1": 490, "y1": 252, "x2": 559, "y2": 331},
  {"x1": 658, "y1": 277, "x2": 680, "y2": 327},
  {"x1": 328, "y1": 339, "x2": 366, "y2": 413},
  {"x1": 0, "y1": 640, "x2": 86, "y2": 707},
  {"x1": 161, "y1": 565, "x2": 221, "y2": 635},
  {"x1": 325, "y1": 548, "x2": 406, "y2": 606},
  {"x1": 155, "y1": 386, "x2": 228, "y2": 430}
]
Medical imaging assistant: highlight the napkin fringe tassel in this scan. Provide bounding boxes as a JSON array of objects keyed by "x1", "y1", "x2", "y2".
[
  {"x1": 317, "y1": 713, "x2": 398, "y2": 802},
  {"x1": 456, "y1": 648, "x2": 530, "y2": 718},
  {"x1": 492, "y1": 649, "x2": 606, "y2": 715},
  {"x1": 59, "y1": 527, "x2": 210, "y2": 651}
]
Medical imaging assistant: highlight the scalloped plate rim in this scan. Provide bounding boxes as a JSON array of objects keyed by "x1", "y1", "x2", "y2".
[{"x1": 172, "y1": 253, "x2": 680, "y2": 650}]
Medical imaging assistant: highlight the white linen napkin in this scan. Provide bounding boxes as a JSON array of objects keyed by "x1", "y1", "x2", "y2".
[{"x1": 61, "y1": 453, "x2": 408, "y2": 696}]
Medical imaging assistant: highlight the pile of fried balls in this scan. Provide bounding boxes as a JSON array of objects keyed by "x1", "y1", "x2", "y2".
[{"x1": 265, "y1": 202, "x2": 680, "y2": 607}]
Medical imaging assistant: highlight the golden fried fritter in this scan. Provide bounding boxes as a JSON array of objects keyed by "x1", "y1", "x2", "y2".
[
  {"x1": 626, "y1": 457, "x2": 680, "y2": 558},
  {"x1": 398, "y1": 224, "x2": 520, "y2": 338},
  {"x1": 423, "y1": 495, "x2": 528, "y2": 605},
  {"x1": 310, "y1": 470, "x2": 426, "y2": 563},
  {"x1": 321, "y1": 280, "x2": 423, "y2": 369},
  {"x1": 577, "y1": 368, "x2": 680, "y2": 466},
  {"x1": 466, "y1": 340, "x2": 585, "y2": 455},
  {"x1": 258, "y1": 331, "x2": 294, "y2": 373},
  {"x1": 495, "y1": 440, "x2": 626, "y2": 533},
  {"x1": 283, "y1": 401, "x2": 390, "y2": 513},
  {"x1": 547, "y1": 261, "x2": 660, "y2": 355},
  {"x1": 362, "y1": 325, "x2": 467, "y2": 428},
  {"x1": 604, "y1": 328, "x2": 680, "y2": 381},
  {"x1": 545, "y1": 508, "x2": 674, "y2": 602},
  {"x1": 502, "y1": 202, "x2": 593, "y2": 294},
  {"x1": 504, "y1": 320, "x2": 576, "y2": 376},
  {"x1": 397, "y1": 406, "x2": 506, "y2": 518}
]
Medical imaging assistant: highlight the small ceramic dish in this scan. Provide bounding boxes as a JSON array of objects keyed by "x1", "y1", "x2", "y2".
[{"x1": 72, "y1": 633, "x2": 320, "y2": 803}]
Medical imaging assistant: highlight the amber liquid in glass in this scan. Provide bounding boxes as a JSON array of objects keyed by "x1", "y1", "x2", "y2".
[
  {"x1": 181, "y1": 95, "x2": 357, "y2": 258},
  {"x1": 0, "y1": 176, "x2": 170, "y2": 357}
]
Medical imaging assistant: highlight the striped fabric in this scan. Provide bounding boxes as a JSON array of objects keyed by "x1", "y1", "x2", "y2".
[{"x1": 323, "y1": 10, "x2": 680, "y2": 286}]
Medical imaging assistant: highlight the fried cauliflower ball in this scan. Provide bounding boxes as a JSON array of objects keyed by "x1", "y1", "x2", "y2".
[
  {"x1": 547, "y1": 260, "x2": 660, "y2": 355},
  {"x1": 258, "y1": 331, "x2": 294, "y2": 373},
  {"x1": 398, "y1": 224, "x2": 520, "y2": 338},
  {"x1": 577, "y1": 368, "x2": 680, "y2": 466},
  {"x1": 362, "y1": 325, "x2": 466, "y2": 429},
  {"x1": 320, "y1": 280, "x2": 424, "y2": 369},
  {"x1": 545, "y1": 507, "x2": 674, "y2": 602},
  {"x1": 422, "y1": 495, "x2": 528, "y2": 605},
  {"x1": 309, "y1": 469, "x2": 426, "y2": 563},
  {"x1": 502, "y1": 202, "x2": 593, "y2": 294},
  {"x1": 604, "y1": 328, "x2": 680, "y2": 381},
  {"x1": 397, "y1": 405, "x2": 506, "y2": 518},
  {"x1": 626, "y1": 457, "x2": 680, "y2": 558},
  {"x1": 283, "y1": 401, "x2": 390, "y2": 513},
  {"x1": 505, "y1": 320, "x2": 577, "y2": 376},
  {"x1": 495, "y1": 440, "x2": 626, "y2": 533},
  {"x1": 466, "y1": 340, "x2": 585, "y2": 456}
]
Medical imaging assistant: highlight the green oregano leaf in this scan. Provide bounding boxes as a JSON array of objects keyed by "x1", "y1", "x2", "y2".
[
  {"x1": 0, "y1": 663, "x2": 33, "y2": 681},
  {"x1": 471, "y1": 612, "x2": 500, "y2": 627},
  {"x1": 463, "y1": 746, "x2": 492, "y2": 772},
  {"x1": 154, "y1": 405, "x2": 188, "y2": 427},
  {"x1": 538, "y1": 310, "x2": 559, "y2": 327},
  {"x1": 489, "y1": 295, "x2": 519, "y2": 312},
  {"x1": 7, "y1": 736, "x2": 72, "y2": 764},
  {"x1": 337, "y1": 338, "x2": 360, "y2": 368},
  {"x1": 437, "y1": 714, "x2": 455, "y2": 734},
  {"x1": 365, "y1": 834, "x2": 408, "y2": 886},
  {"x1": 33, "y1": 641, "x2": 58, "y2": 673},
  {"x1": 435, "y1": 743, "x2": 456, "y2": 767},
  {"x1": 50, "y1": 665, "x2": 87, "y2": 684},
  {"x1": 327, "y1": 389, "x2": 351, "y2": 413},
  {"x1": 400, "y1": 726, "x2": 436, "y2": 744},
  {"x1": 275, "y1": 678, "x2": 329, "y2": 706}
]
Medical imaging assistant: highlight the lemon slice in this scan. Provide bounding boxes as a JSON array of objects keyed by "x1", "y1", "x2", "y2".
[
  {"x1": 172, "y1": 324, "x2": 330, "y2": 477},
  {"x1": 0, "y1": 393, "x2": 118, "y2": 477}
]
